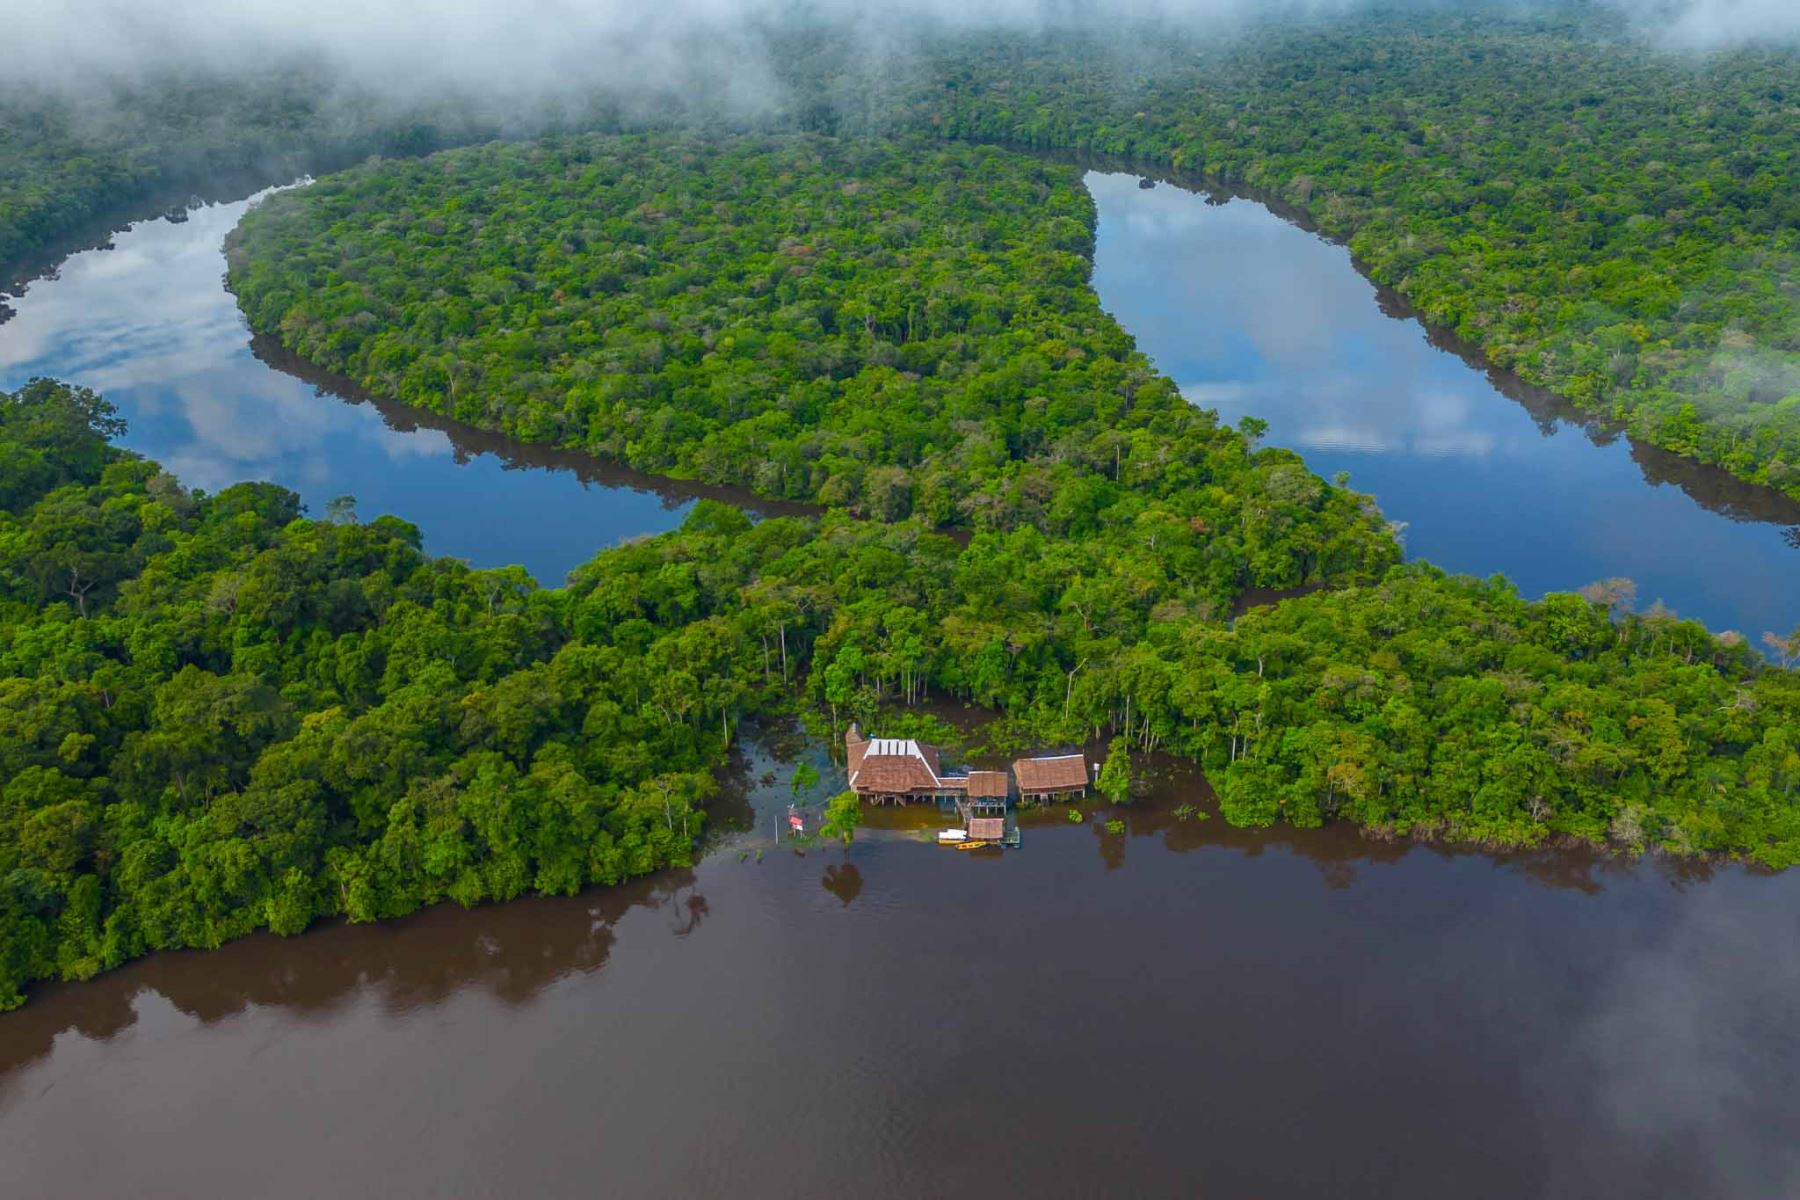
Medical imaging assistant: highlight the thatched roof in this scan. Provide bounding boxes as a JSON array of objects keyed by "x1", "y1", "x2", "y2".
[
  {"x1": 968, "y1": 816, "x2": 1006, "y2": 840},
  {"x1": 1013, "y1": 753, "x2": 1090, "y2": 793},
  {"x1": 854, "y1": 753, "x2": 945, "y2": 794},
  {"x1": 847, "y1": 726, "x2": 956, "y2": 794},
  {"x1": 966, "y1": 771, "x2": 1010, "y2": 800}
]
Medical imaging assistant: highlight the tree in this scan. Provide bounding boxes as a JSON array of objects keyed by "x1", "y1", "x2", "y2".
[
  {"x1": 1096, "y1": 737, "x2": 1133, "y2": 804},
  {"x1": 1763, "y1": 625, "x2": 1800, "y2": 670},
  {"x1": 819, "y1": 790, "x2": 862, "y2": 847},
  {"x1": 324, "y1": 494, "x2": 359, "y2": 525}
]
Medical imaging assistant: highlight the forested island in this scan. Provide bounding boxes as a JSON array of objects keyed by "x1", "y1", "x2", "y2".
[
  {"x1": 227, "y1": 134, "x2": 1395, "y2": 593},
  {"x1": 4, "y1": 6, "x2": 1800, "y2": 1009}
]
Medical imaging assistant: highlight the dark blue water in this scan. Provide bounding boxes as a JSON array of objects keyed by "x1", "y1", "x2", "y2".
[
  {"x1": 1088, "y1": 172, "x2": 1800, "y2": 641},
  {"x1": 0, "y1": 191, "x2": 699, "y2": 587}
]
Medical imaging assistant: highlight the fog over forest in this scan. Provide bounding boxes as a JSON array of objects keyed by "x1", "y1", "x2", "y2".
[{"x1": 6, "y1": 0, "x2": 1798, "y2": 107}]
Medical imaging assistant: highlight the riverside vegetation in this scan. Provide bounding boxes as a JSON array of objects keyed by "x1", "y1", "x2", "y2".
[
  {"x1": 897, "y1": 12, "x2": 1800, "y2": 501},
  {"x1": 217, "y1": 131, "x2": 1799, "y2": 885},
  {"x1": 0, "y1": 382, "x2": 713, "y2": 1010},
  {"x1": 4, "y1": 9, "x2": 1798, "y2": 496},
  {"x1": 227, "y1": 134, "x2": 1396, "y2": 597},
  {"x1": 4, "y1": 371, "x2": 1799, "y2": 1010},
  {"x1": 6, "y1": 13, "x2": 1800, "y2": 1007}
]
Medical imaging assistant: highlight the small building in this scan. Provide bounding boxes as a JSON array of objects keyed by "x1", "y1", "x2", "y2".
[
  {"x1": 845, "y1": 723, "x2": 968, "y2": 804},
  {"x1": 1013, "y1": 753, "x2": 1091, "y2": 804},
  {"x1": 966, "y1": 813, "x2": 1008, "y2": 841},
  {"x1": 961, "y1": 771, "x2": 1012, "y2": 839},
  {"x1": 966, "y1": 771, "x2": 1010, "y2": 802}
]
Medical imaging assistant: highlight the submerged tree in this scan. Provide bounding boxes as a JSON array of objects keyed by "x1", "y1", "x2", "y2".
[
  {"x1": 1096, "y1": 738, "x2": 1133, "y2": 804},
  {"x1": 819, "y1": 790, "x2": 862, "y2": 847}
]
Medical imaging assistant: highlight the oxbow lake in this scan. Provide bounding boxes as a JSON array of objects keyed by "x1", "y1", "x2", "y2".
[{"x1": 2, "y1": 174, "x2": 1798, "y2": 1198}]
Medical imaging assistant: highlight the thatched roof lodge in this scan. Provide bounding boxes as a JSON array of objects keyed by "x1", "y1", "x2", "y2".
[
  {"x1": 1013, "y1": 753, "x2": 1092, "y2": 802},
  {"x1": 845, "y1": 724, "x2": 969, "y2": 804},
  {"x1": 845, "y1": 725, "x2": 1092, "y2": 812}
]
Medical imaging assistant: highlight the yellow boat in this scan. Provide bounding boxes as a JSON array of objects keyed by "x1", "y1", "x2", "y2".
[{"x1": 954, "y1": 840, "x2": 992, "y2": 851}]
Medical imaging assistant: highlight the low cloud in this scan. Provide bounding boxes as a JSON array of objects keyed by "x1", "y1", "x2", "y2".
[
  {"x1": 1613, "y1": 0, "x2": 1800, "y2": 48},
  {"x1": 0, "y1": 2, "x2": 1473, "y2": 107},
  {"x1": 5, "y1": 2, "x2": 1795, "y2": 120}
]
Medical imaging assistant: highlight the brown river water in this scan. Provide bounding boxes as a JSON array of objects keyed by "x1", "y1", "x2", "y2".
[{"x1": 3, "y1": 744, "x2": 1798, "y2": 1199}]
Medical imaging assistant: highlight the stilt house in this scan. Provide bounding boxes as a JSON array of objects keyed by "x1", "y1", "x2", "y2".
[
  {"x1": 1012, "y1": 753, "x2": 1092, "y2": 804},
  {"x1": 845, "y1": 724, "x2": 970, "y2": 804}
]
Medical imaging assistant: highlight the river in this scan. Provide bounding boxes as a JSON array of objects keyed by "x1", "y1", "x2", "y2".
[
  {"x1": 0, "y1": 190, "x2": 761, "y2": 588},
  {"x1": 2, "y1": 175, "x2": 1799, "y2": 1198},
  {"x1": 1088, "y1": 172, "x2": 1800, "y2": 640},
  {"x1": 3, "y1": 748, "x2": 1797, "y2": 1198}
]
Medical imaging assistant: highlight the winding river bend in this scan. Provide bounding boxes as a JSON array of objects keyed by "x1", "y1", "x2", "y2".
[
  {"x1": 1089, "y1": 172, "x2": 1800, "y2": 640},
  {"x1": 3, "y1": 173, "x2": 1800, "y2": 1198}
]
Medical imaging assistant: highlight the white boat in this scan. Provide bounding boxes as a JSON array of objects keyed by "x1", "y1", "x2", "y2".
[{"x1": 937, "y1": 829, "x2": 970, "y2": 844}]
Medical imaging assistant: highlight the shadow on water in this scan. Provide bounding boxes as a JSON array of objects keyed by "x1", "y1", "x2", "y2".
[
  {"x1": 248, "y1": 335, "x2": 817, "y2": 524},
  {"x1": 0, "y1": 867, "x2": 700, "y2": 1085}
]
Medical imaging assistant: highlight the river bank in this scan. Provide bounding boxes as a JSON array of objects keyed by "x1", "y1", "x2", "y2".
[{"x1": 3, "y1": 733, "x2": 1794, "y2": 1198}]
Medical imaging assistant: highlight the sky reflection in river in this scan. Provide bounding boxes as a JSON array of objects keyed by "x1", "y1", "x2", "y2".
[
  {"x1": 6, "y1": 177, "x2": 1796, "y2": 632},
  {"x1": 0, "y1": 192, "x2": 694, "y2": 586},
  {"x1": 1088, "y1": 172, "x2": 1800, "y2": 640}
]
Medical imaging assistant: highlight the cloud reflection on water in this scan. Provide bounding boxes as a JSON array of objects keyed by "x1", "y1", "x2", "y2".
[
  {"x1": 0, "y1": 191, "x2": 696, "y2": 584},
  {"x1": 1089, "y1": 170, "x2": 1800, "y2": 638}
]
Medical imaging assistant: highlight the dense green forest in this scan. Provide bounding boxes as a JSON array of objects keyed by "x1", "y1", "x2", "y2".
[
  {"x1": 4, "y1": 378, "x2": 1798, "y2": 1008},
  {"x1": 7, "y1": 7, "x2": 1800, "y2": 1006},
  {"x1": 229, "y1": 133, "x2": 1397, "y2": 600},
  {"x1": 10, "y1": 9, "x2": 1800, "y2": 492},
  {"x1": 0, "y1": 381, "x2": 717, "y2": 1011},
  {"x1": 8, "y1": 9, "x2": 1795, "y2": 496},
  {"x1": 900, "y1": 14, "x2": 1800, "y2": 499}
]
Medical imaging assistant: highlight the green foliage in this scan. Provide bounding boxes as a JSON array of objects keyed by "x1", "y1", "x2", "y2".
[
  {"x1": 1096, "y1": 737, "x2": 1133, "y2": 804},
  {"x1": 0, "y1": 382, "x2": 718, "y2": 1009},
  {"x1": 10, "y1": 15, "x2": 1800, "y2": 1004},
  {"x1": 5, "y1": 12, "x2": 1800, "y2": 498},
  {"x1": 3, "y1": 379, "x2": 1799, "y2": 1008},
  {"x1": 229, "y1": 132, "x2": 1398, "y2": 606},
  {"x1": 819, "y1": 790, "x2": 862, "y2": 846},
  {"x1": 219, "y1": 126, "x2": 1800, "y2": 877},
  {"x1": 908, "y1": 14, "x2": 1800, "y2": 500}
]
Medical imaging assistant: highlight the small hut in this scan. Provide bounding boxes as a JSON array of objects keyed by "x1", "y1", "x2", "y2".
[
  {"x1": 952, "y1": 771, "x2": 1008, "y2": 839},
  {"x1": 1013, "y1": 753, "x2": 1091, "y2": 804},
  {"x1": 966, "y1": 771, "x2": 1010, "y2": 802}
]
